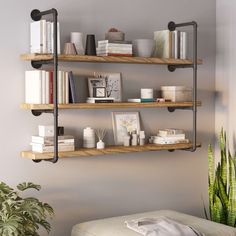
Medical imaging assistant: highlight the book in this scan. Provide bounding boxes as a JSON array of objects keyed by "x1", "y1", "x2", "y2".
[
  {"x1": 51, "y1": 22, "x2": 61, "y2": 54},
  {"x1": 141, "y1": 98, "x2": 154, "y2": 103},
  {"x1": 45, "y1": 72, "x2": 50, "y2": 104},
  {"x1": 32, "y1": 135, "x2": 74, "y2": 145},
  {"x1": 127, "y1": 98, "x2": 141, "y2": 103},
  {"x1": 98, "y1": 40, "x2": 133, "y2": 48},
  {"x1": 158, "y1": 129, "x2": 184, "y2": 136},
  {"x1": 42, "y1": 20, "x2": 47, "y2": 53},
  {"x1": 97, "y1": 53, "x2": 132, "y2": 57},
  {"x1": 97, "y1": 48, "x2": 133, "y2": 53},
  {"x1": 86, "y1": 97, "x2": 115, "y2": 103},
  {"x1": 49, "y1": 71, "x2": 53, "y2": 103},
  {"x1": 180, "y1": 32, "x2": 187, "y2": 59},
  {"x1": 46, "y1": 22, "x2": 52, "y2": 53},
  {"x1": 41, "y1": 70, "x2": 46, "y2": 104},
  {"x1": 68, "y1": 71, "x2": 77, "y2": 103},
  {"x1": 158, "y1": 133, "x2": 186, "y2": 139},
  {"x1": 153, "y1": 137, "x2": 189, "y2": 145},
  {"x1": 30, "y1": 20, "x2": 44, "y2": 53},
  {"x1": 25, "y1": 71, "x2": 42, "y2": 104},
  {"x1": 154, "y1": 30, "x2": 172, "y2": 58},
  {"x1": 31, "y1": 143, "x2": 75, "y2": 153},
  {"x1": 173, "y1": 31, "x2": 180, "y2": 59}
]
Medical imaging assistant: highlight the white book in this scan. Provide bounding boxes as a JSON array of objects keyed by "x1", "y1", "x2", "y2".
[
  {"x1": 51, "y1": 22, "x2": 61, "y2": 54},
  {"x1": 154, "y1": 30, "x2": 172, "y2": 58},
  {"x1": 97, "y1": 48, "x2": 133, "y2": 53},
  {"x1": 31, "y1": 144, "x2": 75, "y2": 153},
  {"x1": 65, "y1": 72, "x2": 69, "y2": 104},
  {"x1": 173, "y1": 31, "x2": 180, "y2": 59},
  {"x1": 41, "y1": 70, "x2": 46, "y2": 104},
  {"x1": 158, "y1": 129, "x2": 184, "y2": 136},
  {"x1": 180, "y1": 32, "x2": 187, "y2": 59},
  {"x1": 58, "y1": 71, "x2": 63, "y2": 104},
  {"x1": 158, "y1": 133, "x2": 185, "y2": 139},
  {"x1": 45, "y1": 72, "x2": 50, "y2": 104},
  {"x1": 32, "y1": 135, "x2": 74, "y2": 145},
  {"x1": 41, "y1": 20, "x2": 47, "y2": 53},
  {"x1": 46, "y1": 22, "x2": 52, "y2": 53},
  {"x1": 25, "y1": 71, "x2": 42, "y2": 104},
  {"x1": 30, "y1": 21, "x2": 41, "y2": 53}
]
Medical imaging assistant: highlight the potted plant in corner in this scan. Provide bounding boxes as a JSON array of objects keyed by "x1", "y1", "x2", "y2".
[
  {"x1": 0, "y1": 181, "x2": 54, "y2": 235},
  {"x1": 207, "y1": 129, "x2": 236, "y2": 227}
]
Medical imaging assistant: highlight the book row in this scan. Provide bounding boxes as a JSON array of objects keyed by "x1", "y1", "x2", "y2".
[
  {"x1": 30, "y1": 20, "x2": 61, "y2": 54},
  {"x1": 25, "y1": 70, "x2": 76, "y2": 104}
]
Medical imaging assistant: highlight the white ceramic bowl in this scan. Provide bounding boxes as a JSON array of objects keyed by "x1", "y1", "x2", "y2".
[{"x1": 133, "y1": 39, "x2": 155, "y2": 57}]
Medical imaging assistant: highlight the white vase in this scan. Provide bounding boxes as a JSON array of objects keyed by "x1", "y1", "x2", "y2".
[
  {"x1": 97, "y1": 140, "x2": 105, "y2": 149},
  {"x1": 70, "y1": 32, "x2": 85, "y2": 55}
]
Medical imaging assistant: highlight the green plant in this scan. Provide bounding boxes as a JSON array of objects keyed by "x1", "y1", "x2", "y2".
[
  {"x1": 207, "y1": 129, "x2": 236, "y2": 227},
  {"x1": 0, "y1": 182, "x2": 54, "y2": 235}
]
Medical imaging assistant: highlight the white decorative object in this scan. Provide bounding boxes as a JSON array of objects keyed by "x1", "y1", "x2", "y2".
[
  {"x1": 70, "y1": 32, "x2": 85, "y2": 55},
  {"x1": 139, "y1": 130, "x2": 146, "y2": 146},
  {"x1": 161, "y1": 86, "x2": 192, "y2": 102},
  {"x1": 38, "y1": 125, "x2": 54, "y2": 137},
  {"x1": 83, "y1": 127, "x2": 95, "y2": 148},
  {"x1": 141, "y1": 88, "x2": 154, "y2": 99},
  {"x1": 112, "y1": 112, "x2": 140, "y2": 145},
  {"x1": 95, "y1": 129, "x2": 106, "y2": 150},
  {"x1": 97, "y1": 140, "x2": 105, "y2": 149},
  {"x1": 123, "y1": 135, "x2": 131, "y2": 147},
  {"x1": 131, "y1": 131, "x2": 138, "y2": 146}
]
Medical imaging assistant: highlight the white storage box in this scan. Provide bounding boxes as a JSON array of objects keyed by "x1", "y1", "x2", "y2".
[{"x1": 161, "y1": 86, "x2": 192, "y2": 102}]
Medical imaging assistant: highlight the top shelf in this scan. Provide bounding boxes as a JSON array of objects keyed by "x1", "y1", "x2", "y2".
[{"x1": 20, "y1": 54, "x2": 203, "y2": 65}]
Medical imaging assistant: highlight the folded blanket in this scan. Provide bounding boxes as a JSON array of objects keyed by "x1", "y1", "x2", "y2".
[{"x1": 125, "y1": 217, "x2": 205, "y2": 236}]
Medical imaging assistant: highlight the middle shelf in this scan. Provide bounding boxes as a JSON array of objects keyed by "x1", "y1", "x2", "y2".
[{"x1": 21, "y1": 101, "x2": 202, "y2": 110}]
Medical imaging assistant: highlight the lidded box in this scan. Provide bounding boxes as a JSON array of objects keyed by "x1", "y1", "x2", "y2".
[{"x1": 161, "y1": 86, "x2": 192, "y2": 102}]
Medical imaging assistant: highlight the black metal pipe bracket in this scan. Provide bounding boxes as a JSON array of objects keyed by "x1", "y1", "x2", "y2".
[
  {"x1": 30, "y1": 8, "x2": 59, "y2": 163},
  {"x1": 31, "y1": 110, "x2": 53, "y2": 117},
  {"x1": 167, "y1": 21, "x2": 198, "y2": 152}
]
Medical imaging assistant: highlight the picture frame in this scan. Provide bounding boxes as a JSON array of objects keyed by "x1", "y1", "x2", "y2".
[
  {"x1": 112, "y1": 112, "x2": 140, "y2": 145},
  {"x1": 88, "y1": 77, "x2": 106, "y2": 97},
  {"x1": 93, "y1": 72, "x2": 123, "y2": 102}
]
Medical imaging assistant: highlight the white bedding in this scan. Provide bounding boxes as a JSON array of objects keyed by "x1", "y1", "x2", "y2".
[{"x1": 71, "y1": 210, "x2": 236, "y2": 236}]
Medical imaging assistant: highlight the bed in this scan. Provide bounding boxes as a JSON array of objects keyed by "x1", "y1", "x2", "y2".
[{"x1": 71, "y1": 210, "x2": 236, "y2": 236}]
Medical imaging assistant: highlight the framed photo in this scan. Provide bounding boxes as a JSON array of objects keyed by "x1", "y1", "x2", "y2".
[
  {"x1": 88, "y1": 78, "x2": 106, "y2": 97},
  {"x1": 112, "y1": 112, "x2": 140, "y2": 145},
  {"x1": 93, "y1": 72, "x2": 123, "y2": 102}
]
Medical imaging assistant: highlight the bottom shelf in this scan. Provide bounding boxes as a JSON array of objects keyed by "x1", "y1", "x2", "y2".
[{"x1": 21, "y1": 143, "x2": 201, "y2": 160}]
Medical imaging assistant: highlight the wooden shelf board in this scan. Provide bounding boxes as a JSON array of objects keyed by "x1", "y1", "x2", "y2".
[
  {"x1": 20, "y1": 101, "x2": 202, "y2": 110},
  {"x1": 20, "y1": 54, "x2": 203, "y2": 65},
  {"x1": 21, "y1": 143, "x2": 201, "y2": 160}
]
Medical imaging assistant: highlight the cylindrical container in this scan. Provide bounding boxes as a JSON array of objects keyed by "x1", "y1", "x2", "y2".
[
  {"x1": 97, "y1": 140, "x2": 105, "y2": 149},
  {"x1": 133, "y1": 39, "x2": 155, "y2": 57},
  {"x1": 141, "y1": 88, "x2": 154, "y2": 99},
  {"x1": 85, "y1": 34, "x2": 97, "y2": 55},
  {"x1": 123, "y1": 135, "x2": 131, "y2": 147},
  {"x1": 83, "y1": 127, "x2": 96, "y2": 148},
  {"x1": 70, "y1": 32, "x2": 85, "y2": 55}
]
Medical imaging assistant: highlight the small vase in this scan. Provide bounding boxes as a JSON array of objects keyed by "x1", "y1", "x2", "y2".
[{"x1": 97, "y1": 140, "x2": 105, "y2": 149}]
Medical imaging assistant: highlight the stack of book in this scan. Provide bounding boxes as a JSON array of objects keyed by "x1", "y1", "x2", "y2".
[
  {"x1": 31, "y1": 125, "x2": 75, "y2": 153},
  {"x1": 25, "y1": 70, "x2": 76, "y2": 104},
  {"x1": 30, "y1": 20, "x2": 61, "y2": 54},
  {"x1": 86, "y1": 97, "x2": 115, "y2": 103},
  {"x1": 152, "y1": 129, "x2": 189, "y2": 144},
  {"x1": 96, "y1": 40, "x2": 132, "y2": 56},
  {"x1": 154, "y1": 30, "x2": 188, "y2": 59},
  {"x1": 31, "y1": 135, "x2": 75, "y2": 153}
]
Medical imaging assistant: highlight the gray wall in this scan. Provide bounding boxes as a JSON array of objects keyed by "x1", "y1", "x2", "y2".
[
  {"x1": 215, "y1": 0, "x2": 236, "y2": 153},
  {"x1": 0, "y1": 0, "x2": 216, "y2": 235}
]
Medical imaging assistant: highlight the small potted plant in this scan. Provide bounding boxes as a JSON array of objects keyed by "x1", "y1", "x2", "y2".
[{"x1": 0, "y1": 181, "x2": 54, "y2": 235}]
